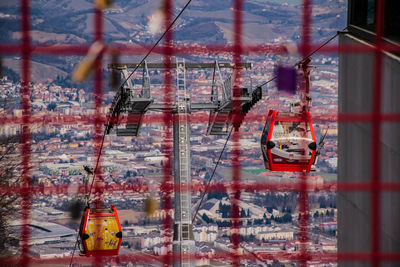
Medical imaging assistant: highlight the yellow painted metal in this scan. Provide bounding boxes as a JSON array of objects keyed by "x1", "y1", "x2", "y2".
[{"x1": 85, "y1": 214, "x2": 120, "y2": 251}]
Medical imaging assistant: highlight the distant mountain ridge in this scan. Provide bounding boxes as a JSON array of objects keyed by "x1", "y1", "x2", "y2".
[{"x1": 0, "y1": 0, "x2": 346, "y2": 82}]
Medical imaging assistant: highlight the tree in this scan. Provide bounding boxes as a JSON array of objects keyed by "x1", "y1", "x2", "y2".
[
  {"x1": 202, "y1": 213, "x2": 213, "y2": 224},
  {"x1": 0, "y1": 136, "x2": 20, "y2": 255},
  {"x1": 46, "y1": 102, "x2": 57, "y2": 111},
  {"x1": 282, "y1": 213, "x2": 292, "y2": 223},
  {"x1": 272, "y1": 213, "x2": 292, "y2": 224},
  {"x1": 207, "y1": 183, "x2": 228, "y2": 200},
  {"x1": 254, "y1": 218, "x2": 264, "y2": 225},
  {"x1": 219, "y1": 204, "x2": 231, "y2": 218},
  {"x1": 266, "y1": 205, "x2": 277, "y2": 213},
  {"x1": 318, "y1": 195, "x2": 327, "y2": 209},
  {"x1": 216, "y1": 220, "x2": 231, "y2": 227},
  {"x1": 325, "y1": 210, "x2": 330, "y2": 217},
  {"x1": 240, "y1": 208, "x2": 246, "y2": 218}
]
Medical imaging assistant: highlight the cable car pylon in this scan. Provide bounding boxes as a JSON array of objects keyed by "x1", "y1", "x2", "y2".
[{"x1": 107, "y1": 58, "x2": 256, "y2": 266}]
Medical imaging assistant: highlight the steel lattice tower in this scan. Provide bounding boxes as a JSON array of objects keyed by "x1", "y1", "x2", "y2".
[{"x1": 109, "y1": 58, "x2": 255, "y2": 266}]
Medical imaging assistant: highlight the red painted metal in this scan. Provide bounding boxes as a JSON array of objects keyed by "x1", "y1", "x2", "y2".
[
  {"x1": 1, "y1": 0, "x2": 399, "y2": 266},
  {"x1": 2, "y1": 112, "x2": 400, "y2": 126},
  {"x1": 231, "y1": 1, "x2": 244, "y2": 266},
  {"x1": 79, "y1": 205, "x2": 123, "y2": 257},
  {"x1": 370, "y1": 0, "x2": 385, "y2": 266},
  {"x1": 261, "y1": 110, "x2": 317, "y2": 172},
  {"x1": 161, "y1": 1, "x2": 174, "y2": 265},
  {"x1": 20, "y1": 0, "x2": 32, "y2": 266}
]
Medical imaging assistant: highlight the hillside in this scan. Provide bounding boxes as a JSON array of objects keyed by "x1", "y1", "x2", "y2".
[{"x1": 0, "y1": 0, "x2": 346, "y2": 82}]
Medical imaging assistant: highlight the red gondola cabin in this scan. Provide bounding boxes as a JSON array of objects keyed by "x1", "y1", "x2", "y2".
[
  {"x1": 261, "y1": 110, "x2": 317, "y2": 172},
  {"x1": 79, "y1": 205, "x2": 123, "y2": 256}
]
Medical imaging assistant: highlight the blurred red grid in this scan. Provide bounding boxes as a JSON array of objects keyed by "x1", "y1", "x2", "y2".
[{"x1": 0, "y1": 0, "x2": 400, "y2": 266}]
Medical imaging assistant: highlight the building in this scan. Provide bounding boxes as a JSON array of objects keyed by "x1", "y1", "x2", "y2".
[
  {"x1": 338, "y1": 1, "x2": 400, "y2": 266},
  {"x1": 256, "y1": 230, "x2": 294, "y2": 241},
  {"x1": 9, "y1": 220, "x2": 75, "y2": 245}
]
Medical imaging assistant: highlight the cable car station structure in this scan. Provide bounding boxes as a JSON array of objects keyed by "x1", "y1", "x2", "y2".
[{"x1": 108, "y1": 59, "x2": 260, "y2": 266}]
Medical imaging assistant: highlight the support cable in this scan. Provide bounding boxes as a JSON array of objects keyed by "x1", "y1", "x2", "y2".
[
  {"x1": 258, "y1": 28, "x2": 346, "y2": 88},
  {"x1": 87, "y1": 128, "x2": 108, "y2": 200},
  {"x1": 191, "y1": 29, "x2": 347, "y2": 223},
  {"x1": 69, "y1": 24, "x2": 345, "y2": 266},
  {"x1": 68, "y1": 120, "x2": 108, "y2": 267},
  {"x1": 113, "y1": 0, "x2": 194, "y2": 92},
  {"x1": 68, "y1": 1, "x2": 195, "y2": 265},
  {"x1": 190, "y1": 29, "x2": 347, "y2": 265},
  {"x1": 190, "y1": 132, "x2": 270, "y2": 265},
  {"x1": 192, "y1": 127, "x2": 233, "y2": 223}
]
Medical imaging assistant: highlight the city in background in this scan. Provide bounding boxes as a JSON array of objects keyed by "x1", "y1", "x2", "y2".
[{"x1": 1, "y1": 0, "x2": 346, "y2": 266}]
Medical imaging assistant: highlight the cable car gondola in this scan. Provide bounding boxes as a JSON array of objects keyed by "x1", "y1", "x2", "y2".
[
  {"x1": 79, "y1": 204, "x2": 123, "y2": 256},
  {"x1": 261, "y1": 110, "x2": 317, "y2": 172},
  {"x1": 261, "y1": 57, "x2": 318, "y2": 173}
]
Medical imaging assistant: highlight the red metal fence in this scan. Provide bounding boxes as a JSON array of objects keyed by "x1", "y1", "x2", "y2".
[{"x1": 0, "y1": 0, "x2": 400, "y2": 266}]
